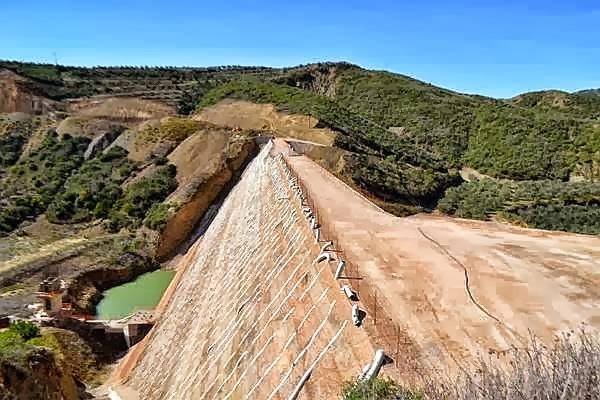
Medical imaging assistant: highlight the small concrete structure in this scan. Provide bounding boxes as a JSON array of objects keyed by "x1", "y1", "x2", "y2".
[
  {"x1": 341, "y1": 285, "x2": 357, "y2": 301},
  {"x1": 36, "y1": 277, "x2": 67, "y2": 316},
  {"x1": 351, "y1": 304, "x2": 362, "y2": 327},
  {"x1": 88, "y1": 310, "x2": 155, "y2": 348},
  {"x1": 315, "y1": 252, "x2": 332, "y2": 264}
]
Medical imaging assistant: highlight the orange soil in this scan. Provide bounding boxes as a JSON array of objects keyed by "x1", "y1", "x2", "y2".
[{"x1": 275, "y1": 138, "x2": 600, "y2": 373}]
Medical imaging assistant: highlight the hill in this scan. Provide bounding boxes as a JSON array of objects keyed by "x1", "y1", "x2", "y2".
[
  {"x1": 0, "y1": 59, "x2": 599, "y2": 395},
  {"x1": 194, "y1": 65, "x2": 599, "y2": 233},
  {"x1": 2, "y1": 60, "x2": 597, "y2": 235}
]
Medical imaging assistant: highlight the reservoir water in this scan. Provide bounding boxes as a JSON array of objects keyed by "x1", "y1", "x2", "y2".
[{"x1": 95, "y1": 269, "x2": 175, "y2": 320}]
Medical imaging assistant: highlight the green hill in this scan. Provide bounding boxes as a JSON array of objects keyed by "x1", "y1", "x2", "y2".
[
  {"x1": 196, "y1": 64, "x2": 599, "y2": 233},
  {"x1": 1, "y1": 60, "x2": 599, "y2": 234}
]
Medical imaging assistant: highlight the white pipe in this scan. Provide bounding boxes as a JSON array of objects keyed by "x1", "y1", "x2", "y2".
[
  {"x1": 352, "y1": 304, "x2": 362, "y2": 326},
  {"x1": 320, "y1": 241, "x2": 333, "y2": 253},
  {"x1": 334, "y1": 260, "x2": 346, "y2": 279},
  {"x1": 315, "y1": 252, "x2": 332, "y2": 264},
  {"x1": 314, "y1": 228, "x2": 320, "y2": 242},
  {"x1": 341, "y1": 285, "x2": 356, "y2": 300},
  {"x1": 360, "y1": 349, "x2": 386, "y2": 382},
  {"x1": 287, "y1": 321, "x2": 348, "y2": 400}
]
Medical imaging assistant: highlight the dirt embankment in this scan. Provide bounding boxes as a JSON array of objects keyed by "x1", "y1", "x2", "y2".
[
  {"x1": 195, "y1": 99, "x2": 336, "y2": 145},
  {"x1": 155, "y1": 135, "x2": 259, "y2": 260},
  {"x1": 67, "y1": 97, "x2": 175, "y2": 124},
  {"x1": 0, "y1": 346, "x2": 80, "y2": 400},
  {"x1": 0, "y1": 327, "x2": 105, "y2": 399}
]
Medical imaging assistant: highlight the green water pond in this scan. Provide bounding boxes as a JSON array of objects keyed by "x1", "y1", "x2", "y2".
[{"x1": 95, "y1": 269, "x2": 175, "y2": 320}]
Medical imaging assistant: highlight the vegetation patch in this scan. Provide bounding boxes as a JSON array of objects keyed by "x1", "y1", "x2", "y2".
[
  {"x1": 108, "y1": 164, "x2": 178, "y2": 231},
  {"x1": 342, "y1": 377, "x2": 421, "y2": 400},
  {"x1": 136, "y1": 117, "x2": 201, "y2": 146},
  {"x1": 143, "y1": 201, "x2": 180, "y2": 232},
  {"x1": 439, "y1": 179, "x2": 600, "y2": 234},
  {"x1": 0, "y1": 131, "x2": 89, "y2": 233},
  {"x1": 46, "y1": 146, "x2": 138, "y2": 223},
  {"x1": 198, "y1": 79, "x2": 457, "y2": 211}
]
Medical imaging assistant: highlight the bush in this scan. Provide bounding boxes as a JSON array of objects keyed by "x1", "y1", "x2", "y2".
[
  {"x1": 9, "y1": 320, "x2": 40, "y2": 341},
  {"x1": 342, "y1": 377, "x2": 421, "y2": 400},
  {"x1": 0, "y1": 131, "x2": 89, "y2": 233},
  {"x1": 108, "y1": 164, "x2": 178, "y2": 231},
  {"x1": 46, "y1": 145, "x2": 137, "y2": 224},
  {"x1": 143, "y1": 202, "x2": 177, "y2": 232}
]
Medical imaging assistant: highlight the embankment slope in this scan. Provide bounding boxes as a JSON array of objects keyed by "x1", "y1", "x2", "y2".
[{"x1": 112, "y1": 143, "x2": 377, "y2": 399}]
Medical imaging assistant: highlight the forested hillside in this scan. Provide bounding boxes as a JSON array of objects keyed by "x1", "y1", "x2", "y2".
[
  {"x1": 196, "y1": 64, "x2": 599, "y2": 233},
  {"x1": 1, "y1": 60, "x2": 598, "y2": 234}
]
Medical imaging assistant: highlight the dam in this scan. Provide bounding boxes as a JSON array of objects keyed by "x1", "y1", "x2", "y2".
[
  {"x1": 109, "y1": 139, "x2": 600, "y2": 399},
  {"x1": 111, "y1": 141, "x2": 377, "y2": 399}
]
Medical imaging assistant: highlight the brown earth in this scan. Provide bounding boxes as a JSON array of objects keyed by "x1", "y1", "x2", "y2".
[
  {"x1": 67, "y1": 97, "x2": 175, "y2": 124},
  {"x1": 154, "y1": 131, "x2": 259, "y2": 260},
  {"x1": 276, "y1": 139, "x2": 600, "y2": 374},
  {"x1": 195, "y1": 99, "x2": 336, "y2": 145}
]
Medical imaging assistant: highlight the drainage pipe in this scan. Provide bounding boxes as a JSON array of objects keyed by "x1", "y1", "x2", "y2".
[
  {"x1": 360, "y1": 349, "x2": 386, "y2": 381},
  {"x1": 315, "y1": 252, "x2": 332, "y2": 264},
  {"x1": 351, "y1": 304, "x2": 362, "y2": 326},
  {"x1": 320, "y1": 241, "x2": 333, "y2": 253},
  {"x1": 341, "y1": 285, "x2": 357, "y2": 300},
  {"x1": 334, "y1": 260, "x2": 346, "y2": 279}
]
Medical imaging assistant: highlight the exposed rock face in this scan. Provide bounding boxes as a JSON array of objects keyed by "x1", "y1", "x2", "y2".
[
  {"x1": 276, "y1": 64, "x2": 339, "y2": 97},
  {"x1": 84, "y1": 130, "x2": 122, "y2": 159},
  {"x1": 0, "y1": 69, "x2": 58, "y2": 114},
  {"x1": 0, "y1": 347, "x2": 80, "y2": 400}
]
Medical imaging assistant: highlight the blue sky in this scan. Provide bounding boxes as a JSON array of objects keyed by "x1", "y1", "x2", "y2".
[{"x1": 1, "y1": 0, "x2": 598, "y2": 98}]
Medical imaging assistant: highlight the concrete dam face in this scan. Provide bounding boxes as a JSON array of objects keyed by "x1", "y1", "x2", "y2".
[{"x1": 116, "y1": 143, "x2": 375, "y2": 399}]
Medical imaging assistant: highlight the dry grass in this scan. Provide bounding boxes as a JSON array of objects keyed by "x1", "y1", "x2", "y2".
[{"x1": 423, "y1": 329, "x2": 600, "y2": 400}]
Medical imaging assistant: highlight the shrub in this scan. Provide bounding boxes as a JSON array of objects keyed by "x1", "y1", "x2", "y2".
[
  {"x1": 0, "y1": 131, "x2": 89, "y2": 233},
  {"x1": 108, "y1": 164, "x2": 178, "y2": 231},
  {"x1": 9, "y1": 320, "x2": 40, "y2": 341},
  {"x1": 342, "y1": 377, "x2": 421, "y2": 400},
  {"x1": 143, "y1": 202, "x2": 177, "y2": 232},
  {"x1": 46, "y1": 146, "x2": 137, "y2": 224}
]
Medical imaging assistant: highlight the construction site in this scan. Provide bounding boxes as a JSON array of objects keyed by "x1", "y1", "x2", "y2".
[{"x1": 105, "y1": 138, "x2": 600, "y2": 400}]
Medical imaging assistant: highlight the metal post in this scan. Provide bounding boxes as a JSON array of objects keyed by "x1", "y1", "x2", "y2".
[
  {"x1": 395, "y1": 325, "x2": 400, "y2": 368},
  {"x1": 373, "y1": 292, "x2": 377, "y2": 326}
]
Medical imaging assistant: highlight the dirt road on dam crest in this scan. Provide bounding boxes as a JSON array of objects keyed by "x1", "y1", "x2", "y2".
[{"x1": 278, "y1": 138, "x2": 600, "y2": 372}]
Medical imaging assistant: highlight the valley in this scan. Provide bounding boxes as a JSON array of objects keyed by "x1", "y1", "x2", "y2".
[{"x1": 0, "y1": 61, "x2": 598, "y2": 399}]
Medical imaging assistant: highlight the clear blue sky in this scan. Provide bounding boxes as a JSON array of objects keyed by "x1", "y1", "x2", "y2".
[{"x1": 1, "y1": 0, "x2": 598, "y2": 98}]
